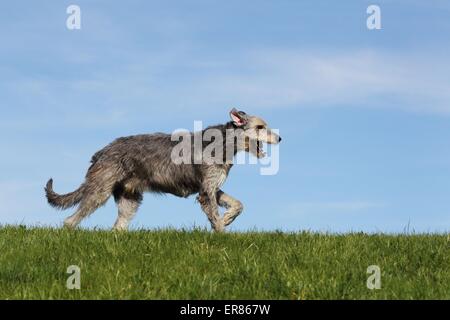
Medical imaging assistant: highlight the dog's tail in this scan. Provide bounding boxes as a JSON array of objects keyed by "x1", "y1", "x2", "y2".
[{"x1": 45, "y1": 179, "x2": 85, "y2": 210}]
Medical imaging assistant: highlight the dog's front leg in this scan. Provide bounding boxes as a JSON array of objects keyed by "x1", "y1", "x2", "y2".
[
  {"x1": 197, "y1": 191, "x2": 224, "y2": 232},
  {"x1": 198, "y1": 166, "x2": 229, "y2": 232},
  {"x1": 217, "y1": 190, "x2": 243, "y2": 227}
]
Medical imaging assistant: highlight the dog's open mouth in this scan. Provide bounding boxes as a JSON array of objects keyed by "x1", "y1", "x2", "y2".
[{"x1": 256, "y1": 141, "x2": 266, "y2": 158}]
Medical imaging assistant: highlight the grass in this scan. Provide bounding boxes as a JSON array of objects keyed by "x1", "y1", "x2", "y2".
[{"x1": 0, "y1": 226, "x2": 448, "y2": 299}]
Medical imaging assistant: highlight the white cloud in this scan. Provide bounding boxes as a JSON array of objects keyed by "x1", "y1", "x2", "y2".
[
  {"x1": 190, "y1": 49, "x2": 450, "y2": 114},
  {"x1": 2, "y1": 48, "x2": 450, "y2": 133},
  {"x1": 56, "y1": 49, "x2": 450, "y2": 116}
]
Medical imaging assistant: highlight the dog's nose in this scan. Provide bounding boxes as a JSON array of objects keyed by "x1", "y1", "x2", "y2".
[{"x1": 278, "y1": 136, "x2": 282, "y2": 142}]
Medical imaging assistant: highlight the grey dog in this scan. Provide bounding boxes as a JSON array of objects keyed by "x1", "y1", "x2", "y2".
[{"x1": 45, "y1": 108, "x2": 281, "y2": 231}]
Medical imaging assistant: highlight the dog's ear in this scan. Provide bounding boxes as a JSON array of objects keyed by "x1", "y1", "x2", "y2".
[{"x1": 230, "y1": 108, "x2": 248, "y2": 127}]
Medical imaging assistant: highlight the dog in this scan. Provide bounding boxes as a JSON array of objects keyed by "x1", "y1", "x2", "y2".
[{"x1": 45, "y1": 108, "x2": 281, "y2": 231}]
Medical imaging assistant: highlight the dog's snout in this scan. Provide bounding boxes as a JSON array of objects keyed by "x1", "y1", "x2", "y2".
[{"x1": 278, "y1": 136, "x2": 282, "y2": 143}]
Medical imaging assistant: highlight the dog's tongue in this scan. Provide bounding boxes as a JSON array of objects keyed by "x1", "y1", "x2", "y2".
[{"x1": 256, "y1": 141, "x2": 265, "y2": 158}]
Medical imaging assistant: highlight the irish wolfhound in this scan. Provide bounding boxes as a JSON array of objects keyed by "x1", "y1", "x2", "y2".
[{"x1": 45, "y1": 108, "x2": 281, "y2": 231}]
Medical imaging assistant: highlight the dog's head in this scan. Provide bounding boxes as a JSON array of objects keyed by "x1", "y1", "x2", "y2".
[{"x1": 229, "y1": 108, "x2": 282, "y2": 158}]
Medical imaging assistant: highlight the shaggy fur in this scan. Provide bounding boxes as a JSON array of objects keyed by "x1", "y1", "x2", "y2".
[{"x1": 45, "y1": 109, "x2": 281, "y2": 231}]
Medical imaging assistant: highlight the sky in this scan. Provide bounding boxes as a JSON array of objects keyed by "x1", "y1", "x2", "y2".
[{"x1": 0, "y1": 1, "x2": 449, "y2": 233}]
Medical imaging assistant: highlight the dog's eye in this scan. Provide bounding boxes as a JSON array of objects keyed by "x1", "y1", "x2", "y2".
[{"x1": 256, "y1": 125, "x2": 265, "y2": 130}]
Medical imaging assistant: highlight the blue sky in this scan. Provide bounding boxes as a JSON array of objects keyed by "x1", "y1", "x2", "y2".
[{"x1": 1, "y1": 1, "x2": 449, "y2": 233}]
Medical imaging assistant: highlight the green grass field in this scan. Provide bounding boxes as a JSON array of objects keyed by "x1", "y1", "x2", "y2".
[{"x1": 0, "y1": 226, "x2": 448, "y2": 299}]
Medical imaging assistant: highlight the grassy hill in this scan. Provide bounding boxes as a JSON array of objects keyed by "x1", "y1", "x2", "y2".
[{"x1": 0, "y1": 226, "x2": 448, "y2": 299}]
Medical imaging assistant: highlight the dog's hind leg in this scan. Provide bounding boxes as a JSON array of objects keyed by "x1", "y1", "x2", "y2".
[
  {"x1": 217, "y1": 190, "x2": 243, "y2": 227},
  {"x1": 113, "y1": 189, "x2": 142, "y2": 231},
  {"x1": 64, "y1": 187, "x2": 113, "y2": 228},
  {"x1": 63, "y1": 168, "x2": 117, "y2": 228}
]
